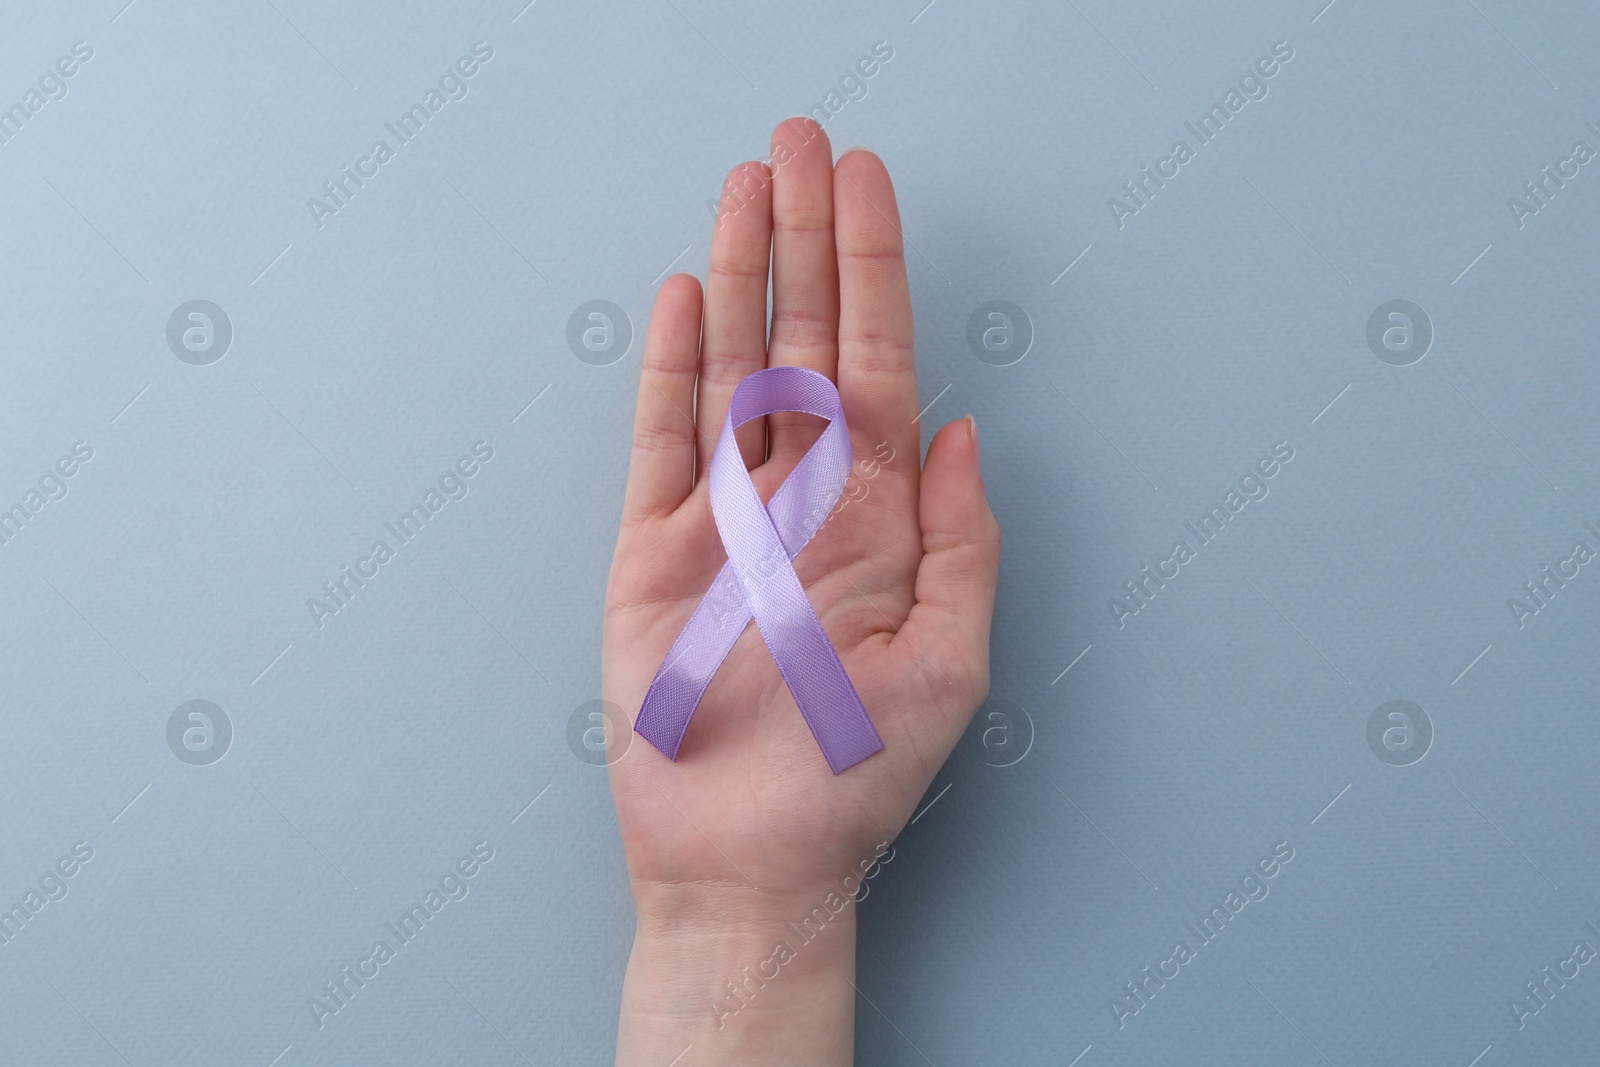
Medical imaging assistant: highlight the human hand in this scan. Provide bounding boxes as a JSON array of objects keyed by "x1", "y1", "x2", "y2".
[{"x1": 605, "y1": 118, "x2": 1000, "y2": 1065}]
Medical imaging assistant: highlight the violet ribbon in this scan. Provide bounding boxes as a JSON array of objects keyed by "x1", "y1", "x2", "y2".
[{"x1": 634, "y1": 366, "x2": 884, "y2": 774}]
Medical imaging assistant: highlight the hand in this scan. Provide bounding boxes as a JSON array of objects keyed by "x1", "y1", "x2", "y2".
[{"x1": 605, "y1": 118, "x2": 1000, "y2": 1065}]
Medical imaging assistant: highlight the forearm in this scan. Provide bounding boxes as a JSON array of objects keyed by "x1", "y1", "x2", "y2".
[{"x1": 616, "y1": 883, "x2": 858, "y2": 1066}]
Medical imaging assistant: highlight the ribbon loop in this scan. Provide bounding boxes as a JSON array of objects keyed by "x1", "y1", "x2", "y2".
[{"x1": 633, "y1": 366, "x2": 884, "y2": 774}]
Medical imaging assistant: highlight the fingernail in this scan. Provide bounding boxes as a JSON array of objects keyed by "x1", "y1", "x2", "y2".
[
  {"x1": 841, "y1": 145, "x2": 872, "y2": 157},
  {"x1": 966, "y1": 414, "x2": 979, "y2": 463}
]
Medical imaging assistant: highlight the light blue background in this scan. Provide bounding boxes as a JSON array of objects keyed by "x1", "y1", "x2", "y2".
[{"x1": 1, "y1": 1, "x2": 1597, "y2": 1064}]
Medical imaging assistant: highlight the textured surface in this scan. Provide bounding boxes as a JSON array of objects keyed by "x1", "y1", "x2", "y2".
[{"x1": 1, "y1": 1, "x2": 1596, "y2": 1064}]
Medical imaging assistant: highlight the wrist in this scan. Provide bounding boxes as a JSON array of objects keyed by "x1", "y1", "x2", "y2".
[{"x1": 617, "y1": 881, "x2": 861, "y2": 1066}]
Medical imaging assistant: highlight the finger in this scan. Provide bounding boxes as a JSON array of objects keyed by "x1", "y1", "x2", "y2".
[
  {"x1": 621, "y1": 274, "x2": 705, "y2": 523},
  {"x1": 766, "y1": 117, "x2": 840, "y2": 464},
  {"x1": 834, "y1": 148, "x2": 919, "y2": 470},
  {"x1": 697, "y1": 161, "x2": 773, "y2": 475},
  {"x1": 897, "y1": 416, "x2": 1001, "y2": 730}
]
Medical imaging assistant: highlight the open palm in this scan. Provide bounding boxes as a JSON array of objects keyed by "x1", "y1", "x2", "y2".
[{"x1": 603, "y1": 119, "x2": 1000, "y2": 914}]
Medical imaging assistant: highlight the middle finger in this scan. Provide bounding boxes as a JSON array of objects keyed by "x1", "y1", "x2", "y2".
[{"x1": 765, "y1": 117, "x2": 841, "y2": 466}]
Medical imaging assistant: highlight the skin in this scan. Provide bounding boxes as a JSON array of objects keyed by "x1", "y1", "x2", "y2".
[{"x1": 604, "y1": 117, "x2": 1001, "y2": 1065}]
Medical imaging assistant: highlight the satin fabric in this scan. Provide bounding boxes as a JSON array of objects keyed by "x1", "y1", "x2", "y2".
[{"x1": 633, "y1": 366, "x2": 885, "y2": 774}]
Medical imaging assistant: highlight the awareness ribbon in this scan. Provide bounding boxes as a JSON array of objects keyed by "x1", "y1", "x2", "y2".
[{"x1": 633, "y1": 366, "x2": 884, "y2": 774}]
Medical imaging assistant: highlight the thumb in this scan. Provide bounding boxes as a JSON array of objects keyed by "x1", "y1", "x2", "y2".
[{"x1": 898, "y1": 415, "x2": 1002, "y2": 709}]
